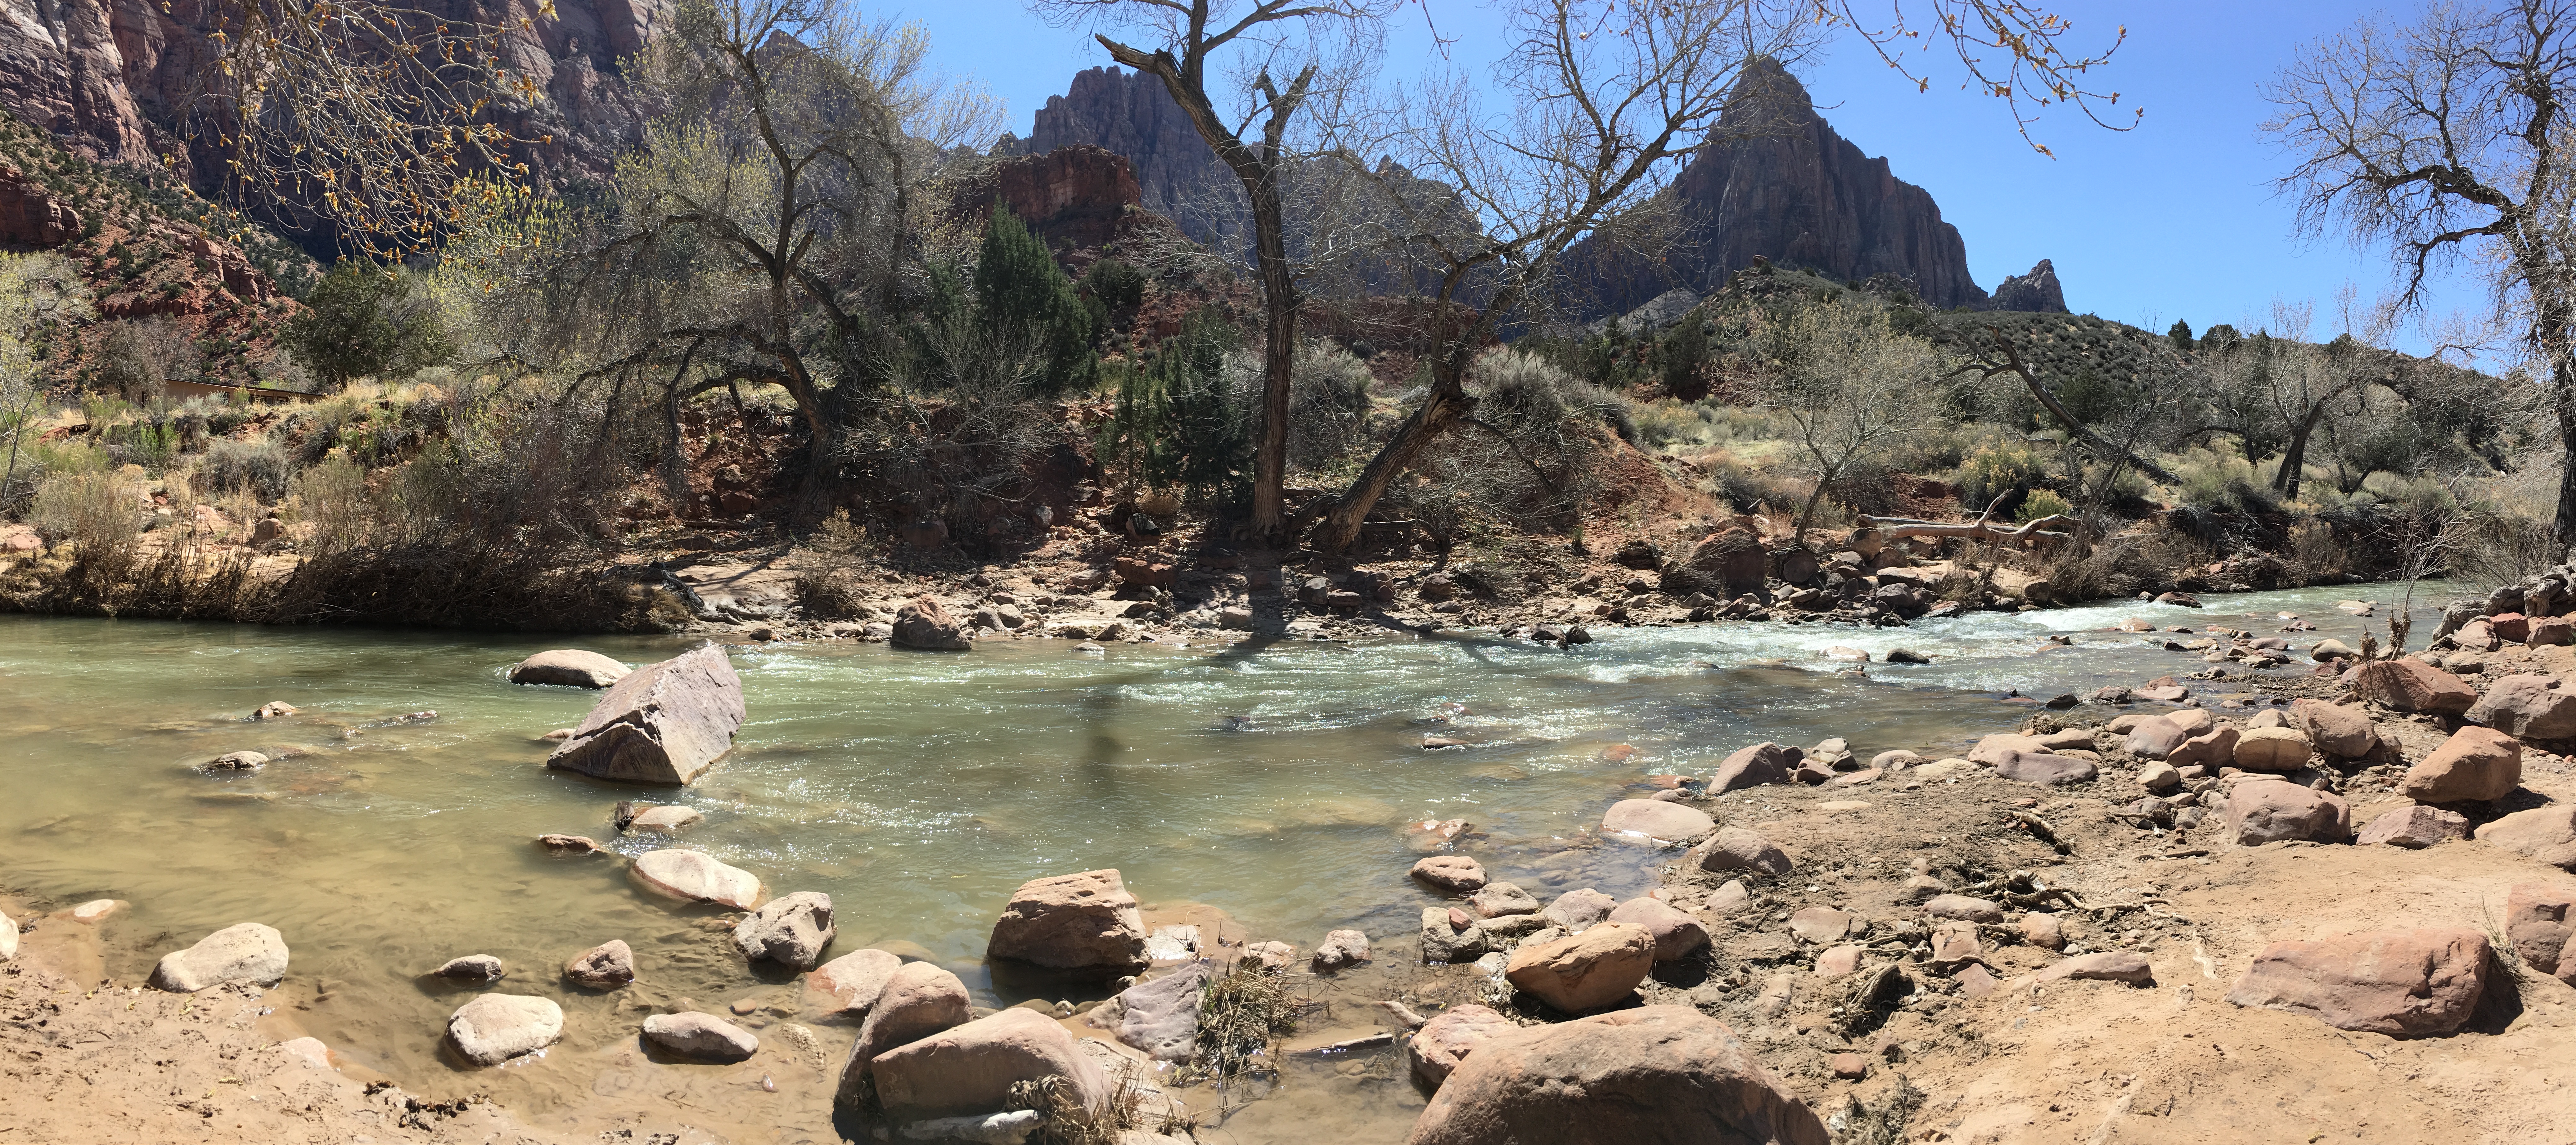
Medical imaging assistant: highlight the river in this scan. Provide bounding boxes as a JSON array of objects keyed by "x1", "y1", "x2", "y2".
[{"x1": 0, "y1": 581, "x2": 2449, "y2": 1134}]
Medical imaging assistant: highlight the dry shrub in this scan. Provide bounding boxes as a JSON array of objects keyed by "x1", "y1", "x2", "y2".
[
  {"x1": 1821, "y1": 459, "x2": 1907, "y2": 519},
  {"x1": 12, "y1": 465, "x2": 254, "y2": 617},
  {"x1": 1271, "y1": 340, "x2": 1374, "y2": 474},
  {"x1": 1829, "y1": 1074, "x2": 1927, "y2": 1145},
  {"x1": 840, "y1": 380, "x2": 1064, "y2": 557},
  {"x1": 252, "y1": 380, "x2": 650, "y2": 629},
  {"x1": 2030, "y1": 521, "x2": 2209, "y2": 604},
  {"x1": 1395, "y1": 349, "x2": 1620, "y2": 543},
  {"x1": 96, "y1": 316, "x2": 199, "y2": 402},
  {"x1": 196, "y1": 438, "x2": 292, "y2": 501},
  {"x1": 1697, "y1": 451, "x2": 1800, "y2": 515},
  {"x1": 1182, "y1": 967, "x2": 1298, "y2": 1084},
  {"x1": 28, "y1": 467, "x2": 143, "y2": 594},
  {"x1": 812, "y1": 508, "x2": 876, "y2": 556},
  {"x1": 795, "y1": 567, "x2": 872, "y2": 620},
  {"x1": 1007, "y1": 1071, "x2": 1150, "y2": 1145},
  {"x1": 2287, "y1": 518, "x2": 2349, "y2": 583},
  {"x1": 2452, "y1": 511, "x2": 2558, "y2": 587}
]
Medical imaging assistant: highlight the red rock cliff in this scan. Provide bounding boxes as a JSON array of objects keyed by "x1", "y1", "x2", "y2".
[
  {"x1": 0, "y1": 0, "x2": 662, "y2": 188},
  {"x1": 1564, "y1": 59, "x2": 1998, "y2": 316},
  {"x1": 949, "y1": 145, "x2": 1144, "y2": 254},
  {"x1": 1003, "y1": 66, "x2": 1226, "y2": 241}
]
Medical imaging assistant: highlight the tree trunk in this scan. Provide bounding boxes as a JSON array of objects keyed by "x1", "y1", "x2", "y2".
[
  {"x1": 2273, "y1": 404, "x2": 2325, "y2": 499},
  {"x1": 1246, "y1": 170, "x2": 1295, "y2": 544},
  {"x1": 1094, "y1": 37, "x2": 1307, "y2": 546},
  {"x1": 1790, "y1": 467, "x2": 1835, "y2": 552},
  {"x1": 1316, "y1": 375, "x2": 1470, "y2": 551},
  {"x1": 2552, "y1": 324, "x2": 2576, "y2": 550},
  {"x1": 1858, "y1": 513, "x2": 2079, "y2": 540}
]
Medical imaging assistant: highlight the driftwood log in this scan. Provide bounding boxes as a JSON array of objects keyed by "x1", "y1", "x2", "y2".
[{"x1": 1857, "y1": 512, "x2": 2079, "y2": 541}]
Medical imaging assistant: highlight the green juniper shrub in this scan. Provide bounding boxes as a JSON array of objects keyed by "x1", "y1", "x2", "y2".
[
  {"x1": 1097, "y1": 306, "x2": 1250, "y2": 505},
  {"x1": 281, "y1": 263, "x2": 453, "y2": 391},
  {"x1": 974, "y1": 205, "x2": 1098, "y2": 397},
  {"x1": 1655, "y1": 315, "x2": 1711, "y2": 401},
  {"x1": 1081, "y1": 257, "x2": 1146, "y2": 315}
]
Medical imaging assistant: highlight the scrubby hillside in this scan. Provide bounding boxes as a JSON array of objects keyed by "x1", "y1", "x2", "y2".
[{"x1": 0, "y1": 108, "x2": 308, "y2": 387}]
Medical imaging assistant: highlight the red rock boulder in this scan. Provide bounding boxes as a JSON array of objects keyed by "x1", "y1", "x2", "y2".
[
  {"x1": 2503, "y1": 883, "x2": 2576, "y2": 981},
  {"x1": 2290, "y1": 699, "x2": 2379, "y2": 758},
  {"x1": 2350, "y1": 659, "x2": 2479, "y2": 716},
  {"x1": 984, "y1": 869, "x2": 1147, "y2": 976},
  {"x1": 2354, "y1": 805, "x2": 2471, "y2": 849},
  {"x1": 1502, "y1": 923, "x2": 1655, "y2": 1013},
  {"x1": 1706, "y1": 742, "x2": 1798, "y2": 792},
  {"x1": 1406, "y1": 1002, "x2": 1516, "y2": 1087},
  {"x1": 1685, "y1": 528, "x2": 1769, "y2": 596},
  {"x1": 2398, "y1": 726, "x2": 2522, "y2": 804},
  {"x1": 834, "y1": 961, "x2": 970, "y2": 1103},
  {"x1": 2465, "y1": 673, "x2": 2576, "y2": 739},
  {"x1": 2224, "y1": 927, "x2": 2491, "y2": 1036},
  {"x1": 2474, "y1": 806, "x2": 2576, "y2": 871},
  {"x1": 870, "y1": 1007, "x2": 1111, "y2": 1120},
  {"x1": 545, "y1": 644, "x2": 745, "y2": 785},
  {"x1": 2223, "y1": 780, "x2": 2351, "y2": 846},
  {"x1": 1406, "y1": 1005, "x2": 1828, "y2": 1145},
  {"x1": 1599, "y1": 798, "x2": 1715, "y2": 842},
  {"x1": 891, "y1": 596, "x2": 973, "y2": 651}
]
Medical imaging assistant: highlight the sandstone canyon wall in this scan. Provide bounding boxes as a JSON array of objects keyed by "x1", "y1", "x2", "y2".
[
  {"x1": 0, "y1": 0, "x2": 663, "y2": 198},
  {"x1": 1016, "y1": 59, "x2": 2065, "y2": 318},
  {"x1": 1563, "y1": 59, "x2": 2035, "y2": 316},
  {"x1": 1002, "y1": 66, "x2": 1224, "y2": 238}
]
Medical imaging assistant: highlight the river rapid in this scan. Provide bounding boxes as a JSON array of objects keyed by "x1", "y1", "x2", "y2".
[{"x1": 0, "y1": 582, "x2": 2451, "y2": 1131}]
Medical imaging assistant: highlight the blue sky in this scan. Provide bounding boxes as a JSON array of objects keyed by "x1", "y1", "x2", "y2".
[{"x1": 896, "y1": 1, "x2": 2479, "y2": 355}]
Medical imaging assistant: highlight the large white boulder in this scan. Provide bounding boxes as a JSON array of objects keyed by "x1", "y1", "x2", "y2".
[
  {"x1": 631, "y1": 849, "x2": 764, "y2": 909},
  {"x1": 446, "y1": 994, "x2": 565, "y2": 1066},
  {"x1": 509, "y1": 649, "x2": 630, "y2": 688},
  {"x1": 149, "y1": 923, "x2": 288, "y2": 992}
]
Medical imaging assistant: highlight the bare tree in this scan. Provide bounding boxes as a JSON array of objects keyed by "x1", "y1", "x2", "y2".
[
  {"x1": 2268, "y1": 0, "x2": 2576, "y2": 544},
  {"x1": 1299, "y1": 1, "x2": 1823, "y2": 551},
  {"x1": 179, "y1": 0, "x2": 572, "y2": 259},
  {"x1": 2205, "y1": 299, "x2": 2414, "y2": 499},
  {"x1": 1943, "y1": 320, "x2": 2182, "y2": 485},
  {"x1": 1756, "y1": 300, "x2": 1944, "y2": 547},
  {"x1": 1033, "y1": 0, "x2": 1396, "y2": 543},
  {"x1": 502, "y1": 0, "x2": 997, "y2": 476}
]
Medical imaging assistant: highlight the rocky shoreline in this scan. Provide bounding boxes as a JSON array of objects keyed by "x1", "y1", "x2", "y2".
[
  {"x1": 653, "y1": 514, "x2": 2342, "y2": 655},
  {"x1": 10, "y1": 564, "x2": 2576, "y2": 1142}
]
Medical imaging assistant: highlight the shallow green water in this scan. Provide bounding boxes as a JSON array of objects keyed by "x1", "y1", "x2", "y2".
[{"x1": 0, "y1": 581, "x2": 2444, "y2": 1101}]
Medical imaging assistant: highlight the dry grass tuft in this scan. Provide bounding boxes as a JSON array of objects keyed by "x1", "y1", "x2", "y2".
[{"x1": 1182, "y1": 966, "x2": 1300, "y2": 1085}]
